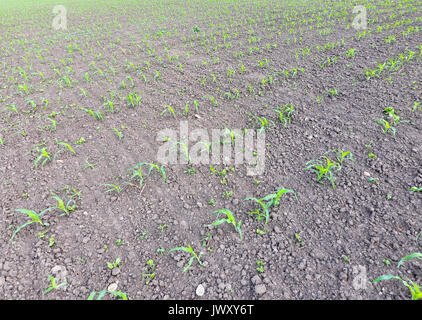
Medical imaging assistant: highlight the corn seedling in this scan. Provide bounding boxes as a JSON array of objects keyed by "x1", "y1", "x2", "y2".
[
  {"x1": 11, "y1": 208, "x2": 54, "y2": 247},
  {"x1": 411, "y1": 102, "x2": 421, "y2": 112},
  {"x1": 294, "y1": 233, "x2": 305, "y2": 247},
  {"x1": 304, "y1": 156, "x2": 342, "y2": 190},
  {"x1": 252, "y1": 115, "x2": 272, "y2": 133},
  {"x1": 128, "y1": 162, "x2": 166, "y2": 188},
  {"x1": 127, "y1": 91, "x2": 142, "y2": 107},
  {"x1": 34, "y1": 148, "x2": 51, "y2": 168},
  {"x1": 256, "y1": 259, "x2": 264, "y2": 275},
  {"x1": 43, "y1": 275, "x2": 67, "y2": 295},
  {"x1": 82, "y1": 108, "x2": 103, "y2": 121},
  {"x1": 274, "y1": 104, "x2": 294, "y2": 128},
  {"x1": 107, "y1": 258, "x2": 121, "y2": 269},
  {"x1": 54, "y1": 140, "x2": 76, "y2": 159},
  {"x1": 88, "y1": 290, "x2": 128, "y2": 300},
  {"x1": 324, "y1": 149, "x2": 354, "y2": 164},
  {"x1": 51, "y1": 195, "x2": 77, "y2": 216},
  {"x1": 373, "y1": 253, "x2": 422, "y2": 300},
  {"x1": 377, "y1": 118, "x2": 396, "y2": 137},
  {"x1": 113, "y1": 128, "x2": 123, "y2": 140},
  {"x1": 161, "y1": 105, "x2": 176, "y2": 119},
  {"x1": 245, "y1": 188, "x2": 297, "y2": 224},
  {"x1": 168, "y1": 244, "x2": 203, "y2": 272},
  {"x1": 103, "y1": 184, "x2": 123, "y2": 194},
  {"x1": 409, "y1": 187, "x2": 422, "y2": 192},
  {"x1": 142, "y1": 259, "x2": 156, "y2": 285},
  {"x1": 209, "y1": 209, "x2": 243, "y2": 240}
]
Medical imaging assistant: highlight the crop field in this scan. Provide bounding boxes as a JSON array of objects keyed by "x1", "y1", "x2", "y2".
[{"x1": 0, "y1": 0, "x2": 421, "y2": 300}]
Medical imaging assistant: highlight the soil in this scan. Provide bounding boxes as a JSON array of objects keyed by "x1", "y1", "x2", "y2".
[{"x1": 0, "y1": 0, "x2": 421, "y2": 300}]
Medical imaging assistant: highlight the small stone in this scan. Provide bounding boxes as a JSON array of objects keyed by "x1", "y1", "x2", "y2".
[
  {"x1": 108, "y1": 283, "x2": 118, "y2": 292},
  {"x1": 111, "y1": 267, "x2": 121, "y2": 276},
  {"x1": 251, "y1": 275, "x2": 262, "y2": 285},
  {"x1": 196, "y1": 284, "x2": 205, "y2": 297},
  {"x1": 3, "y1": 261, "x2": 11, "y2": 271},
  {"x1": 363, "y1": 171, "x2": 371, "y2": 177},
  {"x1": 180, "y1": 220, "x2": 188, "y2": 230},
  {"x1": 255, "y1": 284, "x2": 266, "y2": 295},
  {"x1": 82, "y1": 237, "x2": 90, "y2": 244},
  {"x1": 274, "y1": 226, "x2": 281, "y2": 233}
]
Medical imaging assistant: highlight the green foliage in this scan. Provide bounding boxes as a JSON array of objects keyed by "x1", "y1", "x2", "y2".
[
  {"x1": 43, "y1": 275, "x2": 67, "y2": 295},
  {"x1": 168, "y1": 244, "x2": 203, "y2": 272},
  {"x1": 88, "y1": 290, "x2": 128, "y2": 300},
  {"x1": 51, "y1": 195, "x2": 77, "y2": 216},
  {"x1": 10, "y1": 208, "x2": 54, "y2": 247},
  {"x1": 304, "y1": 150, "x2": 353, "y2": 190},
  {"x1": 209, "y1": 209, "x2": 243, "y2": 240},
  {"x1": 373, "y1": 253, "x2": 422, "y2": 300},
  {"x1": 274, "y1": 104, "x2": 294, "y2": 128}
]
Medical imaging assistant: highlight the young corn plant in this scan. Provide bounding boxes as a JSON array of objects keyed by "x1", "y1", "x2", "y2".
[
  {"x1": 34, "y1": 148, "x2": 51, "y2": 168},
  {"x1": 324, "y1": 149, "x2": 354, "y2": 164},
  {"x1": 103, "y1": 184, "x2": 123, "y2": 194},
  {"x1": 245, "y1": 188, "x2": 298, "y2": 224},
  {"x1": 252, "y1": 115, "x2": 273, "y2": 133},
  {"x1": 209, "y1": 209, "x2": 242, "y2": 240},
  {"x1": 142, "y1": 259, "x2": 156, "y2": 285},
  {"x1": 128, "y1": 162, "x2": 166, "y2": 188},
  {"x1": 161, "y1": 105, "x2": 176, "y2": 119},
  {"x1": 409, "y1": 187, "x2": 422, "y2": 192},
  {"x1": 373, "y1": 253, "x2": 422, "y2": 300},
  {"x1": 88, "y1": 290, "x2": 128, "y2": 300},
  {"x1": 54, "y1": 140, "x2": 76, "y2": 159},
  {"x1": 51, "y1": 195, "x2": 77, "y2": 216},
  {"x1": 10, "y1": 208, "x2": 54, "y2": 247},
  {"x1": 274, "y1": 104, "x2": 294, "y2": 128},
  {"x1": 304, "y1": 156, "x2": 342, "y2": 190},
  {"x1": 168, "y1": 244, "x2": 203, "y2": 272},
  {"x1": 43, "y1": 275, "x2": 67, "y2": 295},
  {"x1": 377, "y1": 118, "x2": 396, "y2": 137},
  {"x1": 82, "y1": 108, "x2": 103, "y2": 121},
  {"x1": 127, "y1": 91, "x2": 142, "y2": 108},
  {"x1": 113, "y1": 128, "x2": 123, "y2": 140}
]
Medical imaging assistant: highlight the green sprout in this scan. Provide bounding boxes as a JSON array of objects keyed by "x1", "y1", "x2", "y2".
[
  {"x1": 142, "y1": 259, "x2": 156, "y2": 285},
  {"x1": 409, "y1": 187, "x2": 422, "y2": 192},
  {"x1": 34, "y1": 148, "x2": 51, "y2": 168},
  {"x1": 107, "y1": 258, "x2": 121, "y2": 270},
  {"x1": 209, "y1": 209, "x2": 242, "y2": 240},
  {"x1": 10, "y1": 208, "x2": 54, "y2": 247},
  {"x1": 51, "y1": 195, "x2": 77, "y2": 216},
  {"x1": 304, "y1": 152, "x2": 350, "y2": 190},
  {"x1": 274, "y1": 104, "x2": 294, "y2": 128},
  {"x1": 245, "y1": 187, "x2": 298, "y2": 224},
  {"x1": 168, "y1": 244, "x2": 203, "y2": 272},
  {"x1": 373, "y1": 253, "x2": 422, "y2": 300},
  {"x1": 43, "y1": 275, "x2": 67, "y2": 295},
  {"x1": 88, "y1": 290, "x2": 128, "y2": 300},
  {"x1": 161, "y1": 105, "x2": 176, "y2": 119}
]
